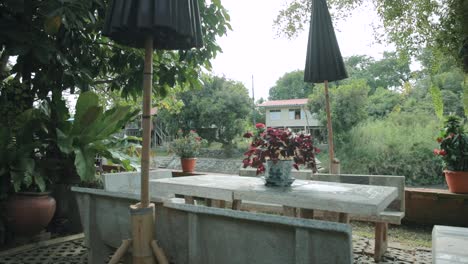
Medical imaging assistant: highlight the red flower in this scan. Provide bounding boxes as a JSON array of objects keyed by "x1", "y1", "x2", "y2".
[
  {"x1": 439, "y1": 149, "x2": 447, "y2": 156},
  {"x1": 437, "y1": 137, "x2": 443, "y2": 143},
  {"x1": 243, "y1": 132, "x2": 254, "y2": 138},
  {"x1": 255, "y1": 123, "x2": 266, "y2": 129}
]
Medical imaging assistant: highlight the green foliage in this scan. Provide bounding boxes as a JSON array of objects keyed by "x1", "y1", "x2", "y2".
[
  {"x1": 340, "y1": 112, "x2": 444, "y2": 185},
  {"x1": 435, "y1": 115, "x2": 468, "y2": 171},
  {"x1": 170, "y1": 130, "x2": 207, "y2": 158},
  {"x1": 308, "y1": 79, "x2": 369, "y2": 136},
  {"x1": 367, "y1": 87, "x2": 401, "y2": 118},
  {"x1": 57, "y1": 91, "x2": 140, "y2": 182},
  {"x1": 429, "y1": 85, "x2": 444, "y2": 120},
  {"x1": 268, "y1": 70, "x2": 314, "y2": 100},
  {"x1": 343, "y1": 52, "x2": 411, "y2": 93},
  {"x1": 274, "y1": 0, "x2": 467, "y2": 73},
  {"x1": 159, "y1": 75, "x2": 252, "y2": 148}
]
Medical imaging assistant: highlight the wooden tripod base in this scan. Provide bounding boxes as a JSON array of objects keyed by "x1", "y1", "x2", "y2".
[{"x1": 108, "y1": 203, "x2": 169, "y2": 264}]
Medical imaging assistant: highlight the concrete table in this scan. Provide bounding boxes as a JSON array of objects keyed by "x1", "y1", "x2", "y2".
[
  {"x1": 432, "y1": 225, "x2": 468, "y2": 264},
  {"x1": 152, "y1": 175, "x2": 398, "y2": 222}
]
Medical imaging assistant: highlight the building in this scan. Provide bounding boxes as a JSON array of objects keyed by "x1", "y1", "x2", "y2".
[{"x1": 258, "y1": 98, "x2": 325, "y2": 141}]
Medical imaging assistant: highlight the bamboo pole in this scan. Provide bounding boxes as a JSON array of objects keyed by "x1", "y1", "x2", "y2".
[
  {"x1": 141, "y1": 37, "x2": 153, "y2": 208},
  {"x1": 151, "y1": 240, "x2": 169, "y2": 264},
  {"x1": 324, "y1": 80, "x2": 335, "y2": 173},
  {"x1": 108, "y1": 239, "x2": 132, "y2": 264},
  {"x1": 131, "y1": 204, "x2": 156, "y2": 264}
]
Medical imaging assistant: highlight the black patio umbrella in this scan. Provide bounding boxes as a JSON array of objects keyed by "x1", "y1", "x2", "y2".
[
  {"x1": 304, "y1": 0, "x2": 348, "y2": 174},
  {"x1": 102, "y1": 1, "x2": 202, "y2": 263}
]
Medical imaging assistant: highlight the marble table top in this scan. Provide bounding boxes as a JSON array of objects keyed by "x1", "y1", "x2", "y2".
[{"x1": 151, "y1": 175, "x2": 398, "y2": 216}]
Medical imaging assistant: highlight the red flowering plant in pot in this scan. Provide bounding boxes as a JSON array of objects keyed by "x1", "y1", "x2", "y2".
[
  {"x1": 242, "y1": 123, "x2": 319, "y2": 187},
  {"x1": 434, "y1": 115, "x2": 468, "y2": 193}
]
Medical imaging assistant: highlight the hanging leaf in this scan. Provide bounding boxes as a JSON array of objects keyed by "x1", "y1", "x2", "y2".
[
  {"x1": 429, "y1": 84, "x2": 443, "y2": 120},
  {"x1": 44, "y1": 16, "x2": 62, "y2": 35}
]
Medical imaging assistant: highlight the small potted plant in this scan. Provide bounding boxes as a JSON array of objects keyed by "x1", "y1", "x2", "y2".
[
  {"x1": 242, "y1": 123, "x2": 319, "y2": 187},
  {"x1": 434, "y1": 115, "x2": 468, "y2": 193},
  {"x1": 170, "y1": 130, "x2": 206, "y2": 173}
]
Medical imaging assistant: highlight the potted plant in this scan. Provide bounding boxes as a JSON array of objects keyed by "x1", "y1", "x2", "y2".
[
  {"x1": 242, "y1": 123, "x2": 319, "y2": 187},
  {"x1": 0, "y1": 109, "x2": 57, "y2": 237},
  {"x1": 434, "y1": 115, "x2": 468, "y2": 193},
  {"x1": 170, "y1": 130, "x2": 206, "y2": 173}
]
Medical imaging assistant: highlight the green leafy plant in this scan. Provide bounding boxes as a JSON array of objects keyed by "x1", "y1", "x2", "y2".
[
  {"x1": 242, "y1": 123, "x2": 319, "y2": 175},
  {"x1": 56, "y1": 91, "x2": 140, "y2": 182},
  {"x1": 434, "y1": 115, "x2": 468, "y2": 171},
  {"x1": 170, "y1": 130, "x2": 206, "y2": 158}
]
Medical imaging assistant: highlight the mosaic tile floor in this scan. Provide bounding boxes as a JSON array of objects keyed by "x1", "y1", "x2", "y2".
[{"x1": 0, "y1": 236, "x2": 432, "y2": 264}]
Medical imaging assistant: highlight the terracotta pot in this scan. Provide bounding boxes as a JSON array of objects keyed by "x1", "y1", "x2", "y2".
[
  {"x1": 444, "y1": 170, "x2": 468, "y2": 194},
  {"x1": 181, "y1": 158, "x2": 197, "y2": 173},
  {"x1": 5, "y1": 192, "x2": 56, "y2": 236}
]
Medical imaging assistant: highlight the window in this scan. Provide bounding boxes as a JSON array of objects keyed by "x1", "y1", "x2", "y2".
[
  {"x1": 289, "y1": 109, "x2": 301, "y2": 120},
  {"x1": 270, "y1": 110, "x2": 280, "y2": 120}
]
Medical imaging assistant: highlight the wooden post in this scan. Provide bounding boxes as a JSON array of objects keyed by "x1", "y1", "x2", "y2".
[
  {"x1": 141, "y1": 36, "x2": 153, "y2": 208},
  {"x1": 131, "y1": 204, "x2": 156, "y2": 264},
  {"x1": 330, "y1": 158, "x2": 340, "y2": 174},
  {"x1": 185, "y1": 196, "x2": 195, "y2": 205},
  {"x1": 232, "y1": 199, "x2": 242, "y2": 210},
  {"x1": 324, "y1": 80, "x2": 335, "y2": 173},
  {"x1": 108, "y1": 239, "x2": 132, "y2": 264},
  {"x1": 374, "y1": 222, "x2": 388, "y2": 262},
  {"x1": 338, "y1": 213, "x2": 349, "y2": 224},
  {"x1": 150, "y1": 240, "x2": 169, "y2": 264}
]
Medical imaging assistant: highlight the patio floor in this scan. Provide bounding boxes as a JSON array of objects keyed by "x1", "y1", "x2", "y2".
[{"x1": 0, "y1": 233, "x2": 432, "y2": 264}]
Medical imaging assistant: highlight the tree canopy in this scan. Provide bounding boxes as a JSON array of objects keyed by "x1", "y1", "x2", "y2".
[
  {"x1": 158, "y1": 75, "x2": 252, "y2": 148},
  {"x1": 268, "y1": 70, "x2": 314, "y2": 100},
  {"x1": 274, "y1": 0, "x2": 468, "y2": 73}
]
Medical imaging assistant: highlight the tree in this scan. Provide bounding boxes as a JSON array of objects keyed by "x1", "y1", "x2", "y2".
[
  {"x1": 160, "y1": 76, "x2": 252, "y2": 148},
  {"x1": 367, "y1": 87, "x2": 401, "y2": 118},
  {"x1": 343, "y1": 52, "x2": 411, "y2": 93},
  {"x1": 268, "y1": 70, "x2": 314, "y2": 100},
  {"x1": 308, "y1": 79, "x2": 369, "y2": 136},
  {"x1": 0, "y1": 0, "x2": 231, "y2": 102},
  {"x1": 274, "y1": 0, "x2": 468, "y2": 73}
]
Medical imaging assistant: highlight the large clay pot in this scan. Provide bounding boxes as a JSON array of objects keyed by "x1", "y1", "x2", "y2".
[
  {"x1": 181, "y1": 158, "x2": 197, "y2": 173},
  {"x1": 5, "y1": 192, "x2": 56, "y2": 236},
  {"x1": 444, "y1": 170, "x2": 468, "y2": 194}
]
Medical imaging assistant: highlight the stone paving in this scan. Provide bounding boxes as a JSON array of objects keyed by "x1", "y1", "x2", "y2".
[{"x1": 0, "y1": 236, "x2": 432, "y2": 264}]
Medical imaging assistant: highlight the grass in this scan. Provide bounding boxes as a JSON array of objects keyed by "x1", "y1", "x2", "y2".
[{"x1": 351, "y1": 221, "x2": 433, "y2": 248}]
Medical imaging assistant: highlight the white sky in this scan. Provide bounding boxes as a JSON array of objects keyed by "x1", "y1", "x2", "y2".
[{"x1": 211, "y1": 0, "x2": 394, "y2": 100}]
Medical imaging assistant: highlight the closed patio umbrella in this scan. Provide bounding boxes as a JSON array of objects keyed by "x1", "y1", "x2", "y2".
[
  {"x1": 304, "y1": 0, "x2": 348, "y2": 174},
  {"x1": 102, "y1": 1, "x2": 203, "y2": 263}
]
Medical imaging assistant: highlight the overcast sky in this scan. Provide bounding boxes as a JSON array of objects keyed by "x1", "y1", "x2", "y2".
[{"x1": 210, "y1": 0, "x2": 394, "y2": 100}]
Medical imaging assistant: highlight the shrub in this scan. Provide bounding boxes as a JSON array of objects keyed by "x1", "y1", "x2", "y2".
[{"x1": 339, "y1": 112, "x2": 444, "y2": 185}]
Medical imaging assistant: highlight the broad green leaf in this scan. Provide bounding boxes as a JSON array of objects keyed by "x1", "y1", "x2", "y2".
[
  {"x1": 44, "y1": 16, "x2": 62, "y2": 35},
  {"x1": 74, "y1": 147, "x2": 96, "y2": 182},
  {"x1": 429, "y1": 84, "x2": 443, "y2": 120},
  {"x1": 34, "y1": 173, "x2": 46, "y2": 192},
  {"x1": 57, "y1": 129, "x2": 73, "y2": 154},
  {"x1": 75, "y1": 91, "x2": 99, "y2": 126}
]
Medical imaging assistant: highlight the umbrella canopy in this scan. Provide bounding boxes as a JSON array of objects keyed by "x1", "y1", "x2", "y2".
[
  {"x1": 304, "y1": 0, "x2": 347, "y2": 174},
  {"x1": 103, "y1": 0, "x2": 203, "y2": 49},
  {"x1": 304, "y1": 0, "x2": 347, "y2": 83}
]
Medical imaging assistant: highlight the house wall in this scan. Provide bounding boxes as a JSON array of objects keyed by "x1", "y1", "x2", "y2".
[{"x1": 264, "y1": 105, "x2": 320, "y2": 128}]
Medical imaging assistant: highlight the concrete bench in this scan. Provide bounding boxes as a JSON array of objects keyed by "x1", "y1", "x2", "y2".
[
  {"x1": 312, "y1": 173, "x2": 405, "y2": 262},
  {"x1": 157, "y1": 200, "x2": 353, "y2": 264},
  {"x1": 432, "y1": 225, "x2": 468, "y2": 263}
]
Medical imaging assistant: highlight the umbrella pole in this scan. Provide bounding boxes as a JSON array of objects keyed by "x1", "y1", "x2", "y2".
[
  {"x1": 324, "y1": 80, "x2": 336, "y2": 173},
  {"x1": 108, "y1": 37, "x2": 169, "y2": 264}
]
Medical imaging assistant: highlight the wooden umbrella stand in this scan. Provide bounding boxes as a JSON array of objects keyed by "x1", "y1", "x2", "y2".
[{"x1": 108, "y1": 37, "x2": 169, "y2": 264}]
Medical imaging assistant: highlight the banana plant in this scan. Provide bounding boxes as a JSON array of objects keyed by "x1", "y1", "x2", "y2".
[{"x1": 56, "y1": 91, "x2": 140, "y2": 182}]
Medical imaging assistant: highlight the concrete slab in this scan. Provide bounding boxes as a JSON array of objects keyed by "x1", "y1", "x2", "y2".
[
  {"x1": 102, "y1": 169, "x2": 172, "y2": 194},
  {"x1": 432, "y1": 225, "x2": 468, "y2": 264},
  {"x1": 152, "y1": 175, "x2": 398, "y2": 216}
]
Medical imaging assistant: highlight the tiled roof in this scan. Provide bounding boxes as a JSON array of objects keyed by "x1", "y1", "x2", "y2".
[{"x1": 258, "y1": 98, "x2": 308, "y2": 107}]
